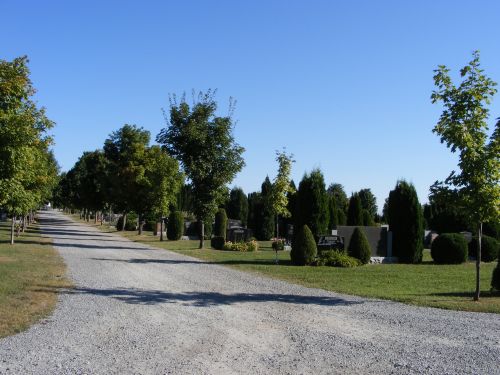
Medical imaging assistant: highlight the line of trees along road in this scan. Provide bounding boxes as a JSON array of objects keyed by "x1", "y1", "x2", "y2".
[{"x1": 0, "y1": 56, "x2": 59, "y2": 244}]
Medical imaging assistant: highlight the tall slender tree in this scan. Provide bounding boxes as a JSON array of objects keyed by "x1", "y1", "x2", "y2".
[
  {"x1": 431, "y1": 51, "x2": 500, "y2": 300},
  {"x1": 270, "y1": 149, "x2": 295, "y2": 237}
]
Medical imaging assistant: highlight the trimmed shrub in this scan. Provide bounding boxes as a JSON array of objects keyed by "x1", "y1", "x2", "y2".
[
  {"x1": 491, "y1": 257, "x2": 500, "y2": 291},
  {"x1": 387, "y1": 180, "x2": 424, "y2": 263},
  {"x1": 203, "y1": 219, "x2": 213, "y2": 240},
  {"x1": 214, "y1": 208, "x2": 227, "y2": 239},
  {"x1": 246, "y1": 240, "x2": 259, "y2": 252},
  {"x1": 468, "y1": 235, "x2": 499, "y2": 262},
  {"x1": 211, "y1": 236, "x2": 225, "y2": 250},
  {"x1": 167, "y1": 211, "x2": 184, "y2": 240},
  {"x1": 290, "y1": 225, "x2": 317, "y2": 266},
  {"x1": 272, "y1": 239, "x2": 285, "y2": 251},
  {"x1": 431, "y1": 233, "x2": 468, "y2": 264},
  {"x1": 315, "y1": 250, "x2": 361, "y2": 267},
  {"x1": 116, "y1": 213, "x2": 138, "y2": 231},
  {"x1": 348, "y1": 227, "x2": 371, "y2": 264}
]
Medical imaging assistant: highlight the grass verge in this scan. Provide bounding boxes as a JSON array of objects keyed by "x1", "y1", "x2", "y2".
[
  {"x1": 0, "y1": 219, "x2": 70, "y2": 338},
  {"x1": 76, "y1": 216, "x2": 500, "y2": 314}
]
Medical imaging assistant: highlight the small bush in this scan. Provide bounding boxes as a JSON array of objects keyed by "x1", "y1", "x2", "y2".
[
  {"x1": 246, "y1": 240, "x2": 259, "y2": 252},
  {"x1": 491, "y1": 258, "x2": 500, "y2": 291},
  {"x1": 431, "y1": 233, "x2": 468, "y2": 264},
  {"x1": 211, "y1": 236, "x2": 225, "y2": 250},
  {"x1": 290, "y1": 225, "x2": 317, "y2": 266},
  {"x1": 468, "y1": 235, "x2": 499, "y2": 262},
  {"x1": 116, "y1": 213, "x2": 138, "y2": 231},
  {"x1": 272, "y1": 239, "x2": 285, "y2": 251},
  {"x1": 348, "y1": 227, "x2": 371, "y2": 264},
  {"x1": 214, "y1": 209, "x2": 227, "y2": 239},
  {"x1": 315, "y1": 250, "x2": 361, "y2": 267},
  {"x1": 167, "y1": 211, "x2": 184, "y2": 240}
]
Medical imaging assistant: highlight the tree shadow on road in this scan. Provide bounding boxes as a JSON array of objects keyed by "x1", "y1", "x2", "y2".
[
  {"x1": 90, "y1": 257, "x2": 290, "y2": 266},
  {"x1": 64, "y1": 287, "x2": 363, "y2": 307}
]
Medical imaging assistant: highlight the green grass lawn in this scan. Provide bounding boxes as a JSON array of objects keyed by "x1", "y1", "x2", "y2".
[
  {"x1": 78, "y1": 216, "x2": 500, "y2": 314},
  {"x1": 0, "y1": 219, "x2": 70, "y2": 338}
]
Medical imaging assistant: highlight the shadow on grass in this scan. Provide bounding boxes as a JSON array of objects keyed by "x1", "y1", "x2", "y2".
[{"x1": 62, "y1": 286, "x2": 363, "y2": 307}]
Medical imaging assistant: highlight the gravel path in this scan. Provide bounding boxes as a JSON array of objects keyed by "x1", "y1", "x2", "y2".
[{"x1": 0, "y1": 210, "x2": 499, "y2": 374}]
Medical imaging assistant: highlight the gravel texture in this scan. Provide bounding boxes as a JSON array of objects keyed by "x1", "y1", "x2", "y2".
[{"x1": 0, "y1": 210, "x2": 499, "y2": 374}]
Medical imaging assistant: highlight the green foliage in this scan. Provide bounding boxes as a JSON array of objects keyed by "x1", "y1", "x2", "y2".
[
  {"x1": 222, "y1": 240, "x2": 258, "y2": 252},
  {"x1": 348, "y1": 227, "x2": 371, "y2": 264},
  {"x1": 291, "y1": 225, "x2": 317, "y2": 266},
  {"x1": 210, "y1": 236, "x2": 225, "y2": 250},
  {"x1": 167, "y1": 211, "x2": 184, "y2": 240},
  {"x1": 117, "y1": 213, "x2": 138, "y2": 231},
  {"x1": 363, "y1": 210, "x2": 375, "y2": 226},
  {"x1": 327, "y1": 183, "x2": 348, "y2": 214},
  {"x1": 270, "y1": 149, "x2": 295, "y2": 233},
  {"x1": 358, "y1": 188, "x2": 378, "y2": 219},
  {"x1": 272, "y1": 239, "x2": 285, "y2": 251},
  {"x1": 387, "y1": 180, "x2": 424, "y2": 263},
  {"x1": 214, "y1": 208, "x2": 228, "y2": 239},
  {"x1": 0, "y1": 56, "x2": 57, "y2": 237},
  {"x1": 315, "y1": 250, "x2": 361, "y2": 267},
  {"x1": 336, "y1": 209, "x2": 347, "y2": 225},
  {"x1": 259, "y1": 177, "x2": 275, "y2": 240},
  {"x1": 492, "y1": 258, "x2": 500, "y2": 291},
  {"x1": 431, "y1": 233, "x2": 468, "y2": 264},
  {"x1": 226, "y1": 187, "x2": 248, "y2": 226},
  {"x1": 347, "y1": 193, "x2": 363, "y2": 226},
  {"x1": 295, "y1": 169, "x2": 328, "y2": 239},
  {"x1": 157, "y1": 90, "x2": 245, "y2": 247},
  {"x1": 328, "y1": 196, "x2": 338, "y2": 230},
  {"x1": 469, "y1": 235, "x2": 499, "y2": 262},
  {"x1": 431, "y1": 51, "x2": 500, "y2": 298}
]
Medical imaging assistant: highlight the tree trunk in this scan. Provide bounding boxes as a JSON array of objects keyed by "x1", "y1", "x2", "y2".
[
  {"x1": 276, "y1": 214, "x2": 279, "y2": 238},
  {"x1": 160, "y1": 219, "x2": 164, "y2": 241},
  {"x1": 474, "y1": 222, "x2": 482, "y2": 301},
  {"x1": 138, "y1": 214, "x2": 143, "y2": 235},
  {"x1": 10, "y1": 216, "x2": 15, "y2": 245},
  {"x1": 122, "y1": 213, "x2": 127, "y2": 231},
  {"x1": 199, "y1": 220, "x2": 204, "y2": 249},
  {"x1": 94, "y1": 212, "x2": 97, "y2": 224},
  {"x1": 100, "y1": 211, "x2": 103, "y2": 226}
]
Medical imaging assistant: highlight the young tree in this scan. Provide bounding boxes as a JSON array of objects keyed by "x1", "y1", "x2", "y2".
[
  {"x1": 347, "y1": 193, "x2": 363, "y2": 226},
  {"x1": 387, "y1": 180, "x2": 424, "y2": 264},
  {"x1": 431, "y1": 51, "x2": 500, "y2": 300},
  {"x1": 226, "y1": 187, "x2": 248, "y2": 226},
  {"x1": 270, "y1": 149, "x2": 295, "y2": 238},
  {"x1": 157, "y1": 90, "x2": 245, "y2": 248}
]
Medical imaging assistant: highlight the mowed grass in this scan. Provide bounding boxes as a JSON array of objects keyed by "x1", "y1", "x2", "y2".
[
  {"x1": 0, "y1": 219, "x2": 70, "y2": 338},
  {"x1": 78, "y1": 216, "x2": 500, "y2": 314}
]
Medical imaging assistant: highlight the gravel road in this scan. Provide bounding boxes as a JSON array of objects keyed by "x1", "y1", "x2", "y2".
[{"x1": 0, "y1": 210, "x2": 499, "y2": 374}]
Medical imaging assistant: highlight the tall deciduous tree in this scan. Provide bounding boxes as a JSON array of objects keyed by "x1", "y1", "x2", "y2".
[
  {"x1": 270, "y1": 149, "x2": 295, "y2": 237},
  {"x1": 431, "y1": 51, "x2": 500, "y2": 300},
  {"x1": 0, "y1": 56, "x2": 56, "y2": 243},
  {"x1": 104, "y1": 124, "x2": 150, "y2": 230},
  {"x1": 358, "y1": 188, "x2": 377, "y2": 220},
  {"x1": 157, "y1": 90, "x2": 245, "y2": 248}
]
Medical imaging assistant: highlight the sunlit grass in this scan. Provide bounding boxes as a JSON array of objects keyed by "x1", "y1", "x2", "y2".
[{"x1": 0, "y1": 219, "x2": 71, "y2": 338}]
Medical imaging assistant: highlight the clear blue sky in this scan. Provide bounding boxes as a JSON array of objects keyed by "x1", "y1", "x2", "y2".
[{"x1": 3, "y1": 0, "x2": 500, "y2": 211}]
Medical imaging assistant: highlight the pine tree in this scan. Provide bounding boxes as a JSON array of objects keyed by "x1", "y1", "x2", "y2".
[
  {"x1": 348, "y1": 227, "x2": 371, "y2": 264},
  {"x1": 347, "y1": 193, "x2": 363, "y2": 226}
]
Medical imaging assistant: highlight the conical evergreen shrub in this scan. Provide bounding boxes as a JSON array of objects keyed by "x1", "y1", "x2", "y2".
[
  {"x1": 491, "y1": 256, "x2": 500, "y2": 291},
  {"x1": 348, "y1": 227, "x2": 371, "y2": 264},
  {"x1": 167, "y1": 211, "x2": 184, "y2": 240},
  {"x1": 347, "y1": 193, "x2": 363, "y2": 226},
  {"x1": 214, "y1": 208, "x2": 228, "y2": 240},
  {"x1": 291, "y1": 225, "x2": 317, "y2": 266}
]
